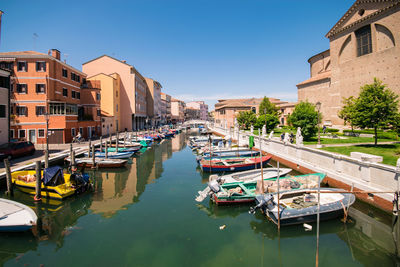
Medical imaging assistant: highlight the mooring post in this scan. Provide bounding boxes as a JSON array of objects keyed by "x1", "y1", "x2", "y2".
[
  {"x1": 124, "y1": 132, "x2": 127, "y2": 148},
  {"x1": 91, "y1": 145, "x2": 96, "y2": 168},
  {"x1": 35, "y1": 161, "x2": 42, "y2": 201},
  {"x1": 100, "y1": 136, "x2": 103, "y2": 152},
  {"x1": 71, "y1": 149, "x2": 76, "y2": 167},
  {"x1": 88, "y1": 140, "x2": 92, "y2": 157},
  {"x1": 4, "y1": 158, "x2": 13, "y2": 196},
  {"x1": 45, "y1": 150, "x2": 49, "y2": 169},
  {"x1": 69, "y1": 143, "x2": 73, "y2": 167},
  {"x1": 105, "y1": 141, "x2": 108, "y2": 159},
  {"x1": 116, "y1": 132, "x2": 119, "y2": 152}
]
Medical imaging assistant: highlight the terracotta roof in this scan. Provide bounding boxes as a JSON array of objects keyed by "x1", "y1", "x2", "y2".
[
  {"x1": 215, "y1": 97, "x2": 284, "y2": 110},
  {"x1": 0, "y1": 51, "x2": 48, "y2": 56},
  {"x1": 296, "y1": 71, "x2": 331, "y2": 87}
]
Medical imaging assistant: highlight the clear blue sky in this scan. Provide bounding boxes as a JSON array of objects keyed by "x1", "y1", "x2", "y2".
[{"x1": 1, "y1": 0, "x2": 353, "y2": 109}]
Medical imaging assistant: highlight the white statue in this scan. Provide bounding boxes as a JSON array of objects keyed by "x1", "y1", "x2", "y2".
[
  {"x1": 296, "y1": 127, "x2": 303, "y2": 146},
  {"x1": 262, "y1": 125, "x2": 266, "y2": 137},
  {"x1": 284, "y1": 132, "x2": 290, "y2": 144},
  {"x1": 250, "y1": 124, "x2": 254, "y2": 134},
  {"x1": 268, "y1": 130, "x2": 274, "y2": 139}
]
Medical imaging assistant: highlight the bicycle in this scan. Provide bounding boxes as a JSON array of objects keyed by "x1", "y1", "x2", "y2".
[{"x1": 72, "y1": 137, "x2": 86, "y2": 143}]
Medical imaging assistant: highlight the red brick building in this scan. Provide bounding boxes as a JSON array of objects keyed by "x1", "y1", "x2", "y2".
[{"x1": 0, "y1": 49, "x2": 101, "y2": 144}]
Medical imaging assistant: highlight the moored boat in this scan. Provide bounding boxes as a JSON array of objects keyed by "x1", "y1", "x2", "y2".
[
  {"x1": 211, "y1": 167, "x2": 293, "y2": 184},
  {"x1": 195, "y1": 173, "x2": 325, "y2": 205},
  {"x1": 84, "y1": 151, "x2": 134, "y2": 159},
  {"x1": 65, "y1": 157, "x2": 128, "y2": 168},
  {"x1": 251, "y1": 188, "x2": 356, "y2": 226},
  {"x1": 200, "y1": 155, "x2": 272, "y2": 172},
  {"x1": 11, "y1": 166, "x2": 92, "y2": 200},
  {"x1": 0, "y1": 198, "x2": 38, "y2": 232},
  {"x1": 196, "y1": 150, "x2": 261, "y2": 163}
]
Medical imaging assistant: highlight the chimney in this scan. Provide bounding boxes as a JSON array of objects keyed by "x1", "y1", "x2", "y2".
[
  {"x1": 122, "y1": 60, "x2": 126, "y2": 63},
  {"x1": 51, "y1": 49, "x2": 61, "y2": 60}
]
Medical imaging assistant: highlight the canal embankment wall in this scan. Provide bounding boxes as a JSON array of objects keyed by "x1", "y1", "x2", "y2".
[{"x1": 210, "y1": 126, "x2": 400, "y2": 213}]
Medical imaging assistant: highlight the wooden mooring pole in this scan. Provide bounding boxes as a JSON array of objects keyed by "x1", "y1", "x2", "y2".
[
  {"x1": 100, "y1": 136, "x2": 103, "y2": 152},
  {"x1": 44, "y1": 150, "x2": 49, "y2": 169},
  {"x1": 71, "y1": 150, "x2": 76, "y2": 168},
  {"x1": 91, "y1": 145, "x2": 96, "y2": 168},
  {"x1": 116, "y1": 132, "x2": 119, "y2": 152},
  {"x1": 4, "y1": 158, "x2": 13, "y2": 196},
  {"x1": 88, "y1": 140, "x2": 92, "y2": 157},
  {"x1": 34, "y1": 161, "x2": 42, "y2": 201},
  {"x1": 105, "y1": 141, "x2": 108, "y2": 159},
  {"x1": 277, "y1": 161, "x2": 281, "y2": 231}
]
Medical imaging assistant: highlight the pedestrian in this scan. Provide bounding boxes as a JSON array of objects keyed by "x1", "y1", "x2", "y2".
[
  {"x1": 322, "y1": 125, "x2": 326, "y2": 134},
  {"x1": 280, "y1": 132, "x2": 285, "y2": 142}
]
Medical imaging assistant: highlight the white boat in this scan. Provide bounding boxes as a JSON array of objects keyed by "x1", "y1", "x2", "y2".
[
  {"x1": 209, "y1": 167, "x2": 293, "y2": 184},
  {"x1": 0, "y1": 198, "x2": 38, "y2": 232}
]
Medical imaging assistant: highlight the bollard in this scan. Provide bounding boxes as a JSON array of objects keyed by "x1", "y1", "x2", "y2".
[
  {"x1": 91, "y1": 145, "x2": 96, "y2": 168},
  {"x1": 34, "y1": 161, "x2": 42, "y2": 201},
  {"x1": 45, "y1": 150, "x2": 49, "y2": 169},
  {"x1": 105, "y1": 141, "x2": 108, "y2": 159},
  {"x1": 4, "y1": 158, "x2": 13, "y2": 196}
]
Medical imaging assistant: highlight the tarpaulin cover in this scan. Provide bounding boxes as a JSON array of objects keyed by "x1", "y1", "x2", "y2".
[{"x1": 43, "y1": 166, "x2": 65, "y2": 186}]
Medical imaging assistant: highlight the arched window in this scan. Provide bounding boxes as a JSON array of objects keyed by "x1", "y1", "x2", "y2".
[
  {"x1": 251, "y1": 107, "x2": 256, "y2": 113},
  {"x1": 355, "y1": 25, "x2": 372, "y2": 56}
]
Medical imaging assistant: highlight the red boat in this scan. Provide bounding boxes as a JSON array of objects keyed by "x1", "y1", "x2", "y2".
[{"x1": 200, "y1": 155, "x2": 272, "y2": 172}]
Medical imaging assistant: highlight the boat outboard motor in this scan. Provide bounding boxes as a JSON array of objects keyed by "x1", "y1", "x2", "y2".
[
  {"x1": 195, "y1": 178, "x2": 222, "y2": 202},
  {"x1": 249, "y1": 194, "x2": 274, "y2": 214}
]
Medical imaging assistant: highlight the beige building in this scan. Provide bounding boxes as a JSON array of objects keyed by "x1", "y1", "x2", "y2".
[
  {"x1": 83, "y1": 55, "x2": 148, "y2": 131},
  {"x1": 145, "y1": 78, "x2": 162, "y2": 127},
  {"x1": 171, "y1": 98, "x2": 185, "y2": 123},
  {"x1": 297, "y1": 0, "x2": 400, "y2": 127},
  {"x1": 87, "y1": 73, "x2": 121, "y2": 135},
  {"x1": 161, "y1": 92, "x2": 171, "y2": 124},
  {"x1": 214, "y1": 98, "x2": 294, "y2": 128}
]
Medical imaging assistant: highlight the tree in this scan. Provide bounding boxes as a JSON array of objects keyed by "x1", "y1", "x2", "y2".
[
  {"x1": 254, "y1": 114, "x2": 279, "y2": 132},
  {"x1": 236, "y1": 111, "x2": 256, "y2": 130},
  {"x1": 287, "y1": 101, "x2": 319, "y2": 141},
  {"x1": 338, "y1": 96, "x2": 356, "y2": 132},
  {"x1": 259, "y1": 97, "x2": 278, "y2": 116},
  {"x1": 351, "y1": 78, "x2": 399, "y2": 145}
]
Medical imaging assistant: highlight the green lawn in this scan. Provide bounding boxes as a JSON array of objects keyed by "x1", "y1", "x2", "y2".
[
  {"x1": 303, "y1": 136, "x2": 398, "y2": 145},
  {"x1": 321, "y1": 143, "x2": 400, "y2": 166}
]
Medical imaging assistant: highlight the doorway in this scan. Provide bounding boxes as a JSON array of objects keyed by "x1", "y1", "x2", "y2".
[{"x1": 28, "y1": 129, "x2": 36, "y2": 143}]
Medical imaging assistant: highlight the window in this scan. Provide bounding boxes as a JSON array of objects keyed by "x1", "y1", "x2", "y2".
[
  {"x1": 10, "y1": 129, "x2": 14, "y2": 139},
  {"x1": 49, "y1": 103, "x2": 65, "y2": 115},
  {"x1": 0, "y1": 76, "x2": 10, "y2": 89},
  {"x1": 18, "y1": 129, "x2": 26, "y2": 138},
  {"x1": 0, "y1": 105, "x2": 5, "y2": 118},
  {"x1": 96, "y1": 93, "x2": 100, "y2": 100},
  {"x1": 356, "y1": 25, "x2": 372, "y2": 56},
  {"x1": 77, "y1": 92, "x2": 80, "y2": 99},
  {"x1": 63, "y1": 88, "x2": 68, "y2": 97},
  {"x1": 71, "y1": 72, "x2": 76, "y2": 81},
  {"x1": 16, "y1": 106, "x2": 27, "y2": 116},
  {"x1": 66, "y1": 104, "x2": 78, "y2": 115},
  {"x1": 36, "y1": 106, "x2": 45, "y2": 116},
  {"x1": 116, "y1": 104, "x2": 118, "y2": 112},
  {"x1": 71, "y1": 91, "x2": 76, "y2": 98},
  {"x1": 0, "y1": 61, "x2": 13, "y2": 71},
  {"x1": 17, "y1": 61, "x2": 27, "y2": 72},
  {"x1": 36, "y1": 84, "x2": 46, "y2": 94},
  {"x1": 97, "y1": 109, "x2": 101, "y2": 116},
  {"x1": 116, "y1": 90, "x2": 118, "y2": 97},
  {"x1": 17, "y1": 84, "x2": 27, "y2": 94},
  {"x1": 251, "y1": 107, "x2": 256, "y2": 113},
  {"x1": 36, "y1": 61, "x2": 46, "y2": 72},
  {"x1": 79, "y1": 127, "x2": 83, "y2": 134},
  {"x1": 71, "y1": 128, "x2": 76, "y2": 137},
  {"x1": 38, "y1": 129, "x2": 45, "y2": 138},
  {"x1": 76, "y1": 75, "x2": 80, "y2": 82},
  {"x1": 62, "y1": 68, "x2": 68, "y2": 78}
]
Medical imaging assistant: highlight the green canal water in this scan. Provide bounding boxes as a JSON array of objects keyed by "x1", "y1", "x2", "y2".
[{"x1": 1, "y1": 132, "x2": 400, "y2": 266}]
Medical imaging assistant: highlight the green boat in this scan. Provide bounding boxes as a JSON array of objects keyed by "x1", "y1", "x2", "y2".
[{"x1": 195, "y1": 173, "x2": 325, "y2": 205}]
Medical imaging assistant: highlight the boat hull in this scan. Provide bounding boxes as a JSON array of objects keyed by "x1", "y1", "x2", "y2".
[
  {"x1": 200, "y1": 156, "x2": 271, "y2": 173},
  {"x1": 0, "y1": 198, "x2": 37, "y2": 232}
]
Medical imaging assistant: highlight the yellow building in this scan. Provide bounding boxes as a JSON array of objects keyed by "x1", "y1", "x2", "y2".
[{"x1": 87, "y1": 73, "x2": 121, "y2": 134}]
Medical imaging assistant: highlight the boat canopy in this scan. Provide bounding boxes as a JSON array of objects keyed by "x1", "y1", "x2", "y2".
[{"x1": 43, "y1": 166, "x2": 65, "y2": 186}]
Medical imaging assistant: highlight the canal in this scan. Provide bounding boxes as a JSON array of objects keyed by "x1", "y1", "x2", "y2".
[{"x1": 1, "y1": 132, "x2": 399, "y2": 266}]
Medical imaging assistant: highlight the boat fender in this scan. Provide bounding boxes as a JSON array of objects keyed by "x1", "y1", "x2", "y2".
[{"x1": 208, "y1": 180, "x2": 221, "y2": 193}]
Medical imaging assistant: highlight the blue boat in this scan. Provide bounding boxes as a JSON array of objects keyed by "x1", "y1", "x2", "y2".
[{"x1": 197, "y1": 150, "x2": 261, "y2": 162}]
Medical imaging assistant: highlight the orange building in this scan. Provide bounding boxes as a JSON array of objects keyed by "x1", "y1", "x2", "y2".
[{"x1": 0, "y1": 49, "x2": 101, "y2": 144}]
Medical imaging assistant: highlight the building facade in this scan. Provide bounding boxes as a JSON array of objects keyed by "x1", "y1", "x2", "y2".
[
  {"x1": 87, "y1": 72, "x2": 121, "y2": 135},
  {"x1": 297, "y1": 0, "x2": 400, "y2": 127},
  {"x1": 145, "y1": 77, "x2": 162, "y2": 128},
  {"x1": 0, "y1": 50, "x2": 101, "y2": 144},
  {"x1": 214, "y1": 98, "x2": 294, "y2": 129},
  {"x1": 184, "y1": 107, "x2": 201, "y2": 121},
  {"x1": 171, "y1": 98, "x2": 185, "y2": 123},
  {"x1": 185, "y1": 101, "x2": 208, "y2": 120},
  {"x1": 0, "y1": 68, "x2": 11, "y2": 145},
  {"x1": 83, "y1": 55, "x2": 148, "y2": 131},
  {"x1": 161, "y1": 92, "x2": 171, "y2": 125}
]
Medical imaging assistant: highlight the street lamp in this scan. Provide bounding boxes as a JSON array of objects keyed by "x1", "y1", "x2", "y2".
[{"x1": 316, "y1": 101, "x2": 321, "y2": 148}]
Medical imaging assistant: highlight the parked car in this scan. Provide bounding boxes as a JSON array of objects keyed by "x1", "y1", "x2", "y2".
[{"x1": 0, "y1": 141, "x2": 35, "y2": 160}]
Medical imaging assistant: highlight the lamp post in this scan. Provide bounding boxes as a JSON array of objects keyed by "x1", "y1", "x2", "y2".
[{"x1": 316, "y1": 101, "x2": 321, "y2": 148}]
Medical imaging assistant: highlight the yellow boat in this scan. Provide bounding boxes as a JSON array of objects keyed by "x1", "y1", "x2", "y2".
[{"x1": 11, "y1": 166, "x2": 92, "y2": 200}]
